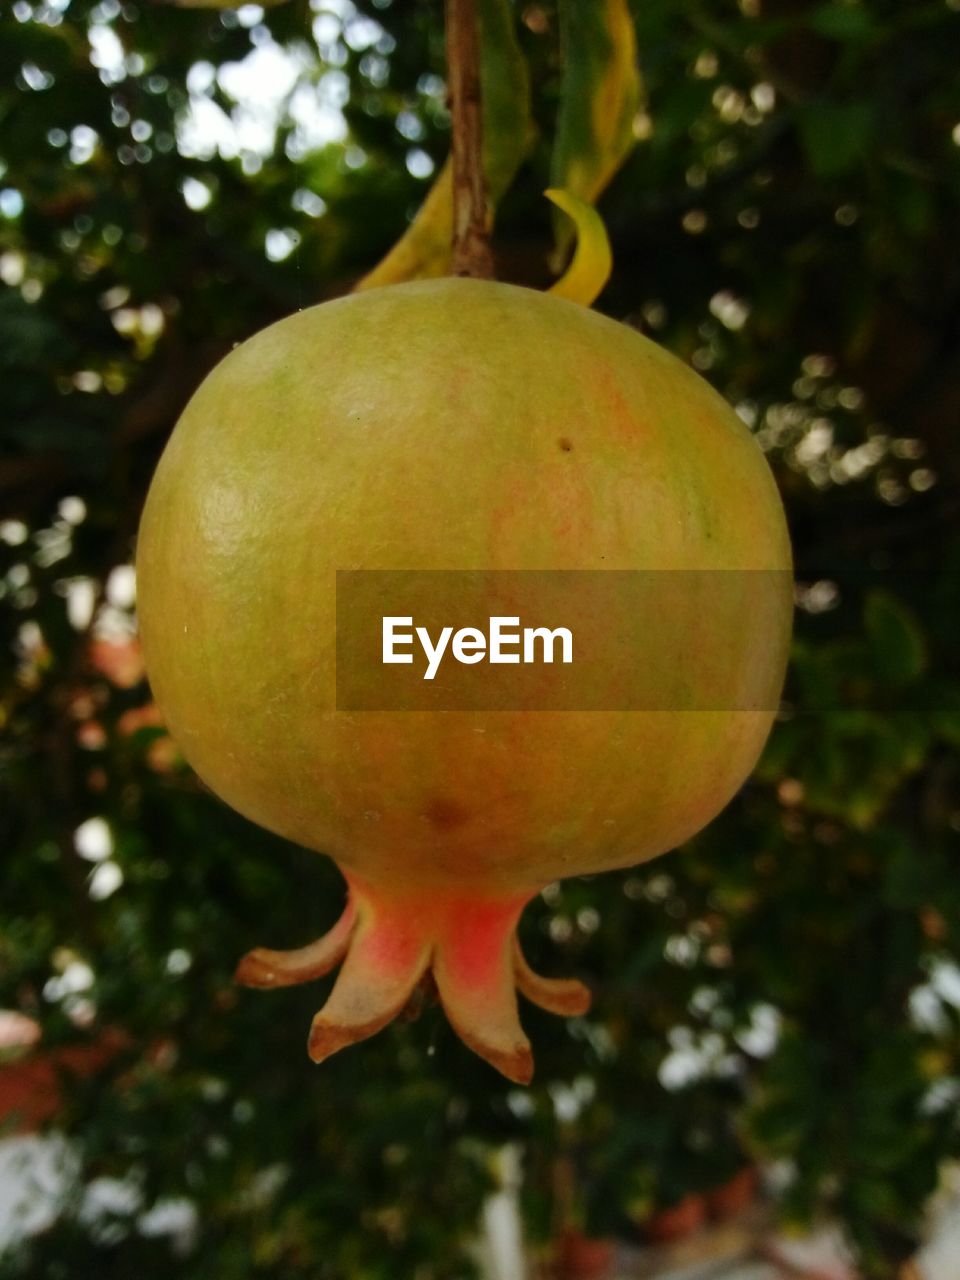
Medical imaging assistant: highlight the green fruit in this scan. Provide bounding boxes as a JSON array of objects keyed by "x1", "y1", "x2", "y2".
[{"x1": 137, "y1": 278, "x2": 792, "y2": 1081}]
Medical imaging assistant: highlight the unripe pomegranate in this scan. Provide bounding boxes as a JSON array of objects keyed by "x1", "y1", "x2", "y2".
[{"x1": 136, "y1": 279, "x2": 792, "y2": 1082}]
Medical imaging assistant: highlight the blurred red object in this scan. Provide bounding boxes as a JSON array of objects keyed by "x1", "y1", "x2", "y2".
[
  {"x1": 88, "y1": 636, "x2": 145, "y2": 689},
  {"x1": 553, "y1": 1227, "x2": 615, "y2": 1279},
  {"x1": 0, "y1": 1028, "x2": 127, "y2": 1133},
  {"x1": 645, "y1": 1192, "x2": 708, "y2": 1244},
  {"x1": 706, "y1": 1166, "x2": 759, "y2": 1220}
]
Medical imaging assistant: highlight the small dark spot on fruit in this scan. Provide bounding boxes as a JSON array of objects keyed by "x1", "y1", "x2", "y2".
[
  {"x1": 558, "y1": 437, "x2": 573, "y2": 452},
  {"x1": 424, "y1": 798, "x2": 469, "y2": 831}
]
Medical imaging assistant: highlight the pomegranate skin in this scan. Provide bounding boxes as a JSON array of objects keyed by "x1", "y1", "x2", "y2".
[{"x1": 136, "y1": 278, "x2": 792, "y2": 1080}]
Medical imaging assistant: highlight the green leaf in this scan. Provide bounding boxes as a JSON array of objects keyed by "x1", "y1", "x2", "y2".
[
  {"x1": 797, "y1": 100, "x2": 874, "y2": 177},
  {"x1": 808, "y1": 4, "x2": 877, "y2": 42},
  {"x1": 550, "y1": 0, "x2": 642, "y2": 261},
  {"x1": 863, "y1": 590, "x2": 927, "y2": 687},
  {"x1": 357, "y1": 0, "x2": 531, "y2": 289},
  {"x1": 927, "y1": 683, "x2": 960, "y2": 746},
  {"x1": 934, "y1": 710, "x2": 960, "y2": 747}
]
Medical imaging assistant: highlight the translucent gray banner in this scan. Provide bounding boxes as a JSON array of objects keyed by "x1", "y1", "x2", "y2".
[{"x1": 335, "y1": 570, "x2": 793, "y2": 712}]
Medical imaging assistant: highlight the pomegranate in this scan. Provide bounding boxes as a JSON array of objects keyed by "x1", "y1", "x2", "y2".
[{"x1": 136, "y1": 279, "x2": 791, "y2": 1082}]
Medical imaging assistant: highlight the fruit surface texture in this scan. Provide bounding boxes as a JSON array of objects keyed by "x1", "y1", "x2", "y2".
[{"x1": 136, "y1": 278, "x2": 792, "y2": 1081}]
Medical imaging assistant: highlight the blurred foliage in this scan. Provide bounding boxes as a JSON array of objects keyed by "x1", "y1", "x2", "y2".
[
  {"x1": 1, "y1": 0, "x2": 960, "y2": 1277},
  {"x1": 549, "y1": 0, "x2": 640, "y2": 261}
]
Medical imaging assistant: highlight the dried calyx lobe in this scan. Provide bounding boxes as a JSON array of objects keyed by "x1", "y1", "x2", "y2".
[{"x1": 235, "y1": 872, "x2": 590, "y2": 1084}]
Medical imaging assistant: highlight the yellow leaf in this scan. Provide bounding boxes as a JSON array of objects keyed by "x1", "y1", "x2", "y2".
[
  {"x1": 545, "y1": 189, "x2": 612, "y2": 307},
  {"x1": 358, "y1": 163, "x2": 456, "y2": 289}
]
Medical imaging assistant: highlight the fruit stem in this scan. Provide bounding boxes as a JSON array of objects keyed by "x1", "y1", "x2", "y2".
[{"x1": 445, "y1": 0, "x2": 494, "y2": 279}]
